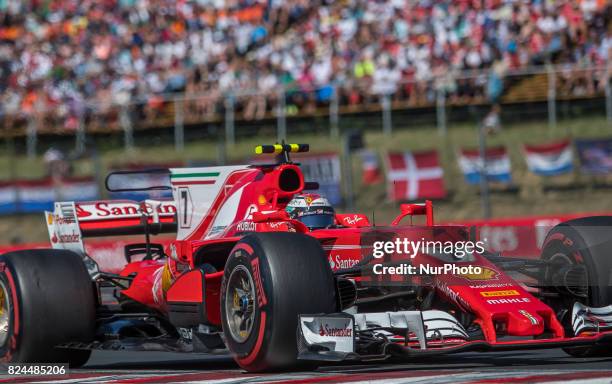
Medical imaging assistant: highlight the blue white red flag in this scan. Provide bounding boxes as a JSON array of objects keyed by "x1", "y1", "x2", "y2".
[
  {"x1": 523, "y1": 140, "x2": 573, "y2": 176},
  {"x1": 0, "y1": 177, "x2": 99, "y2": 214},
  {"x1": 458, "y1": 147, "x2": 512, "y2": 184},
  {"x1": 360, "y1": 149, "x2": 382, "y2": 184}
]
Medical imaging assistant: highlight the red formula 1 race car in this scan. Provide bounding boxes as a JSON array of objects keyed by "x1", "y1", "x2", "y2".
[{"x1": 1, "y1": 144, "x2": 611, "y2": 371}]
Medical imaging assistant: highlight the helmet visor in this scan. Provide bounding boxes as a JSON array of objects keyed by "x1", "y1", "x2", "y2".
[{"x1": 298, "y1": 214, "x2": 335, "y2": 229}]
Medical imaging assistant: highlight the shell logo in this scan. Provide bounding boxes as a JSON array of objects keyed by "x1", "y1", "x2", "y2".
[
  {"x1": 458, "y1": 266, "x2": 498, "y2": 281},
  {"x1": 258, "y1": 195, "x2": 267, "y2": 205},
  {"x1": 304, "y1": 195, "x2": 313, "y2": 205},
  {"x1": 161, "y1": 263, "x2": 174, "y2": 293}
]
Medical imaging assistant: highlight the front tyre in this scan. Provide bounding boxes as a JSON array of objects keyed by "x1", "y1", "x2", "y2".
[
  {"x1": 221, "y1": 233, "x2": 337, "y2": 372},
  {"x1": 0, "y1": 250, "x2": 95, "y2": 366},
  {"x1": 540, "y1": 217, "x2": 612, "y2": 357}
]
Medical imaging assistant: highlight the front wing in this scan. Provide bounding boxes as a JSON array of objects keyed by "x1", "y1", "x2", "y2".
[{"x1": 297, "y1": 306, "x2": 612, "y2": 362}]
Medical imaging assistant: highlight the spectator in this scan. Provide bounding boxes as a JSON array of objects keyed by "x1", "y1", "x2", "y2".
[
  {"x1": 372, "y1": 55, "x2": 401, "y2": 100},
  {"x1": 483, "y1": 104, "x2": 502, "y2": 135},
  {"x1": 43, "y1": 147, "x2": 70, "y2": 179},
  {"x1": 0, "y1": 0, "x2": 608, "y2": 127}
]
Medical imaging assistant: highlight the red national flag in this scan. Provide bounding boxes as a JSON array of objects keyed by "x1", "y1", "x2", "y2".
[
  {"x1": 360, "y1": 150, "x2": 382, "y2": 184},
  {"x1": 385, "y1": 150, "x2": 446, "y2": 201}
]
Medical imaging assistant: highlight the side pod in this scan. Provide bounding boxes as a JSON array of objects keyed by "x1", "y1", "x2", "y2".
[{"x1": 166, "y1": 269, "x2": 204, "y2": 327}]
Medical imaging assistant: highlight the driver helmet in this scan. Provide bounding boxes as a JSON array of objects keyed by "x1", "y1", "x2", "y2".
[{"x1": 285, "y1": 193, "x2": 335, "y2": 229}]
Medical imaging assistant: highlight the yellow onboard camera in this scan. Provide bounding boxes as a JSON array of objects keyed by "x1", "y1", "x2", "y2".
[
  {"x1": 254, "y1": 143, "x2": 309, "y2": 164},
  {"x1": 255, "y1": 144, "x2": 309, "y2": 155}
]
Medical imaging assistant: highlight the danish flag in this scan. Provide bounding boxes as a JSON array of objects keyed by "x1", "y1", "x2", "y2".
[{"x1": 385, "y1": 151, "x2": 446, "y2": 201}]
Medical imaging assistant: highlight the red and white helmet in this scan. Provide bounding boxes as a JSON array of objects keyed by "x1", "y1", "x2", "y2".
[{"x1": 285, "y1": 193, "x2": 335, "y2": 229}]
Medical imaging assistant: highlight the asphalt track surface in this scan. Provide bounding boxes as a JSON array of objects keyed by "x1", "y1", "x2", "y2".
[{"x1": 1, "y1": 349, "x2": 611, "y2": 383}]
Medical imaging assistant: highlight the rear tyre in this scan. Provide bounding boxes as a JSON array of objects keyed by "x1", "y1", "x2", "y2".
[
  {"x1": 540, "y1": 217, "x2": 612, "y2": 357},
  {"x1": 0, "y1": 250, "x2": 95, "y2": 366},
  {"x1": 221, "y1": 233, "x2": 337, "y2": 372}
]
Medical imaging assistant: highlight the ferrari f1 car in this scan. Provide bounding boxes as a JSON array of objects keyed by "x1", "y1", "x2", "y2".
[{"x1": 0, "y1": 144, "x2": 611, "y2": 371}]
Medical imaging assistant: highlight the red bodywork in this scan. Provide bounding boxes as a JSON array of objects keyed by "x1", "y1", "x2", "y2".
[{"x1": 67, "y1": 162, "x2": 611, "y2": 352}]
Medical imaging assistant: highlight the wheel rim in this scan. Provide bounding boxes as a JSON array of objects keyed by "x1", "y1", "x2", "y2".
[
  {"x1": 549, "y1": 252, "x2": 589, "y2": 301},
  {"x1": 548, "y1": 252, "x2": 574, "y2": 281},
  {"x1": 550, "y1": 252, "x2": 573, "y2": 265},
  {"x1": 225, "y1": 265, "x2": 256, "y2": 343},
  {"x1": 0, "y1": 280, "x2": 11, "y2": 346}
]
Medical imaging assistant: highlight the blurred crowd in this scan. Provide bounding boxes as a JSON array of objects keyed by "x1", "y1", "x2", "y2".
[{"x1": 0, "y1": 0, "x2": 610, "y2": 129}]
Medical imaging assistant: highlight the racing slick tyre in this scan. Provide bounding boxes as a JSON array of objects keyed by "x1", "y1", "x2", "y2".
[
  {"x1": 221, "y1": 233, "x2": 337, "y2": 372},
  {"x1": 0, "y1": 249, "x2": 95, "y2": 367},
  {"x1": 540, "y1": 216, "x2": 612, "y2": 357}
]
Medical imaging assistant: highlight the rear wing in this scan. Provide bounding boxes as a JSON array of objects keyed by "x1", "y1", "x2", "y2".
[{"x1": 45, "y1": 199, "x2": 177, "y2": 254}]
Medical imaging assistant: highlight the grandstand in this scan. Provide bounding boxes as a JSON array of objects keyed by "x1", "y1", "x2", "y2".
[{"x1": 0, "y1": 0, "x2": 609, "y2": 138}]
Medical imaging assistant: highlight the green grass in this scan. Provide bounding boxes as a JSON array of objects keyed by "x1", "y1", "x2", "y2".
[
  {"x1": 1, "y1": 115, "x2": 609, "y2": 179},
  {"x1": 0, "y1": 115, "x2": 611, "y2": 244}
]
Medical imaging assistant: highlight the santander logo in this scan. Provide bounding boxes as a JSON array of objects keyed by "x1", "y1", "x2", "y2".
[
  {"x1": 76, "y1": 204, "x2": 93, "y2": 218},
  {"x1": 319, "y1": 324, "x2": 326, "y2": 336},
  {"x1": 318, "y1": 323, "x2": 352, "y2": 337},
  {"x1": 76, "y1": 201, "x2": 176, "y2": 221}
]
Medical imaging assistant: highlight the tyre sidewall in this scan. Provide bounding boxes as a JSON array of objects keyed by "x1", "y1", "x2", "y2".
[
  {"x1": 542, "y1": 225, "x2": 609, "y2": 306},
  {"x1": 220, "y1": 233, "x2": 337, "y2": 371},
  {"x1": 221, "y1": 240, "x2": 272, "y2": 370},
  {"x1": 0, "y1": 250, "x2": 95, "y2": 364},
  {"x1": 0, "y1": 264, "x2": 19, "y2": 362},
  {"x1": 541, "y1": 222, "x2": 612, "y2": 357}
]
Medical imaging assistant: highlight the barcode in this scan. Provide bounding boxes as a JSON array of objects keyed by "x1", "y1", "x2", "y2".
[{"x1": 60, "y1": 203, "x2": 75, "y2": 219}]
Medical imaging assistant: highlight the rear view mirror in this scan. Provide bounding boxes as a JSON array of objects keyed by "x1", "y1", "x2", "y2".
[{"x1": 105, "y1": 169, "x2": 172, "y2": 192}]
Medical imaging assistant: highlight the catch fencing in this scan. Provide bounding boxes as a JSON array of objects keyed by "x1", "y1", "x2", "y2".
[{"x1": 1, "y1": 63, "x2": 610, "y2": 157}]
